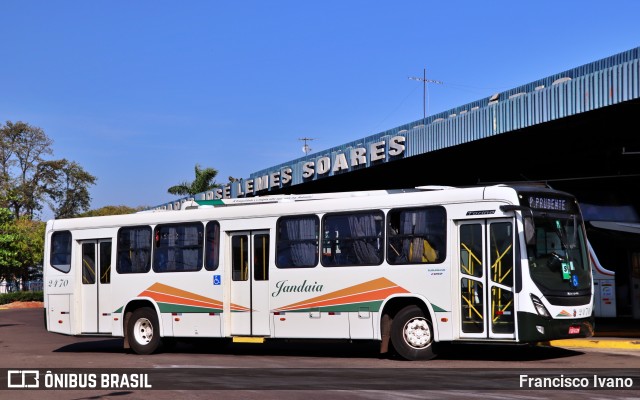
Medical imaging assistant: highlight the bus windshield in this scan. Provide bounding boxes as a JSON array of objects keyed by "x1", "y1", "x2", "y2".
[{"x1": 527, "y1": 215, "x2": 591, "y2": 293}]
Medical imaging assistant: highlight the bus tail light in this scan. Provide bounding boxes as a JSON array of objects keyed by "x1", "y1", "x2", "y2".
[{"x1": 530, "y1": 294, "x2": 550, "y2": 318}]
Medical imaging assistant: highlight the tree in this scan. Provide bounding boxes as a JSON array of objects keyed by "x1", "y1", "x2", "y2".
[
  {"x1": 13, "y1": 217, "x2": 45, "y2": 287},
  {"x1": 0, "y1": 208, "x2": 20, "y2": 284},
  {"x1": 48, "y1": 159, "x2": 97, "y2": 219},
  {"x1": 168, "y1": 164, "x2": 220, "y2": 197},
  {"x1": 0, "y1": 120, "x2": 96, "y2": 220},
  {"x1": 77, "y1": 204, "x2": 146, "y2": 217},
  {"x1": 0, "y1": 207, "x2": 46, "y2": 286},
  {"x1": 0, "y1": 121, "x2": 53, "y2": 218}
]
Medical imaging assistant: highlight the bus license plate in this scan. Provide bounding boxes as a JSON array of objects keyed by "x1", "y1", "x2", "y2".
[{"x1": 568, "y1": 326, "x2": 580, "y2": 334}]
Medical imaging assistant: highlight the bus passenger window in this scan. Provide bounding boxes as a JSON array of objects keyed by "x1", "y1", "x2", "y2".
[
  {"x1": 50, "y1": 231, "x2": 72, "y2": 273},
  {"x1": 276, "y1": 215, "x2": 319, "y2": 268},
  {"x1": 387, "y1": 207, "x2": 446, "y2": 265},
  {"x1": 117, "y1": 226, "x2": 152, "y2": 274},
  {"x1": 153, "y1": 223, "x2": 204, "y2": 273},
  {"x1": 321, "y1": 211, "x2": 384, "y2": 267}
]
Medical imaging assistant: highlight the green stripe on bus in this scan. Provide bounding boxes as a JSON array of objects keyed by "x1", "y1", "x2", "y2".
[
  {"x1": 157, "y1": 303, "x2": 223, "y2": 314},
  {"x1": 195, "y1": 199, "x2": 225, "y2": 206}
]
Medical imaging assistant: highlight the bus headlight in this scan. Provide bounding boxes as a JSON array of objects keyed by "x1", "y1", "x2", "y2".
[{"x1": 530, "y1": 294, "x2": 551, "y2": 318}]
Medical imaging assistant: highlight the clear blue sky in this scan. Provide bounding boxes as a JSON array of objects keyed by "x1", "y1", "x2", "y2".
[{"x1": 2, "y1": 1, "x2": 640, "y2": 219}]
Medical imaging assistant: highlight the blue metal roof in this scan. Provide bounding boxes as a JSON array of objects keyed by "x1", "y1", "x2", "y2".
[
  {"x1": 250, "y1": 47, "x2": 640, "y2": 180},
  {"x1": 157, "y1": 46, "x2": 640, "y2": 209}
]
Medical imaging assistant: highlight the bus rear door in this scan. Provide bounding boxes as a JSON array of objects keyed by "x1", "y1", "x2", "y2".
[
  {"x1": 229, "y1": 230, "x2": 271, "y2": 337},
  {"x1": 79, "y1": 239, "x2": 112, "y2": 334},
  {"x1": 457, "y1": 219, "x2": 516, "y2": 340}
]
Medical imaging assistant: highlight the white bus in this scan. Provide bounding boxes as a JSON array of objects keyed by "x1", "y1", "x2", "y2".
[{"x1": 43, "y1": 184, "x2": 594, "y2": 361}]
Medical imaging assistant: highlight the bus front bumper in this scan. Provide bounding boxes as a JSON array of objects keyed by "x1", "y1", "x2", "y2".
[{"x1": 517, "y1": 312, "x2": 595, "y2": 343}]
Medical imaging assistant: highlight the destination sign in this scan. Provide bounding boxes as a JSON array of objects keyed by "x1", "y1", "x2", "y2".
[{"x1": 526, "y1": 195, "x2": 571, "y2": 212}]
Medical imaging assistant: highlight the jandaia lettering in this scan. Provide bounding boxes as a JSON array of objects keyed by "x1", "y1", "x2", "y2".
[{"x1": 272, "y1": 280, "x2": 324, "y2": 297}]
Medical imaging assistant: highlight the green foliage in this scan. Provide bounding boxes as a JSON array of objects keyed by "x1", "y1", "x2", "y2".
[
  {"x1": 14, "y1": 218, "x2": 45, "y2": 279},
  {"x1": 168, "y1": 164, "x2": 220, "y2": 196},
  {"x1": 0, "y1": 208, "x2": 20, "y2": 282},
  {"x1": 77, "y1": 204, "x2": 146, "y2": 217},
  {"x1": 0, "y1": 291, "x2": 43, "y2": 305},
  {"x1": 0, "y1": 208, "x2": 44, "y2": 283}
]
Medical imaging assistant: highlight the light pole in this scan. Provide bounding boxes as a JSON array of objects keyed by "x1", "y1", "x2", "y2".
[{"x1": 408, "y1": 68, "x2": 443, "y2": 125}]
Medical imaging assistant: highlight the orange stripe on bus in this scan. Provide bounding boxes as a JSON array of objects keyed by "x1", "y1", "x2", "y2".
[
  {"x1": 140, "y1": 283, "x2": 250, "y2": 312},
  {"x1": 138, "y1": 290, "x2": 220, "y2": 309},
  {"x1": 277, "y1": 286, "x2": 407, "y2": 311},
  {"x1": 146, "y1": 282, "x2": 215, "y2": 303},
  {"x1": 282, "y1": 277, "x2": 400, "y2": 307}
]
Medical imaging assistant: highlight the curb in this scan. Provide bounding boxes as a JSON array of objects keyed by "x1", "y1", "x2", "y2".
[{"x1": 546, "y1": 338, "x2": 640, "y2": 350}]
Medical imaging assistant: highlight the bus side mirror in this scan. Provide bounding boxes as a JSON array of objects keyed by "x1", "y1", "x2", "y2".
[
  {"x1": 500, "y1": 205, "x2": 536, "y2": 246},
  {"x1": 524, "y1": 215, "x2": 536, "y2": 246}
]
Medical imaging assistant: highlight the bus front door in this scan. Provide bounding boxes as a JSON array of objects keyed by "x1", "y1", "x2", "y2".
[
  {"x1": 79, "y1": 239, "x2": 112, "y2": 334},
  {"x1": 229, "y1": 230, "x2": 271, "y2": 337},
  {"x1": 457, "y1": 219, "x2": 516, "y2": 340}
]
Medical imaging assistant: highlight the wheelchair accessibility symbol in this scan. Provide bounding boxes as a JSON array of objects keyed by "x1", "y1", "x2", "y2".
[{"x1": 213, "y1": 275, "x2": 221, "y2": 285}]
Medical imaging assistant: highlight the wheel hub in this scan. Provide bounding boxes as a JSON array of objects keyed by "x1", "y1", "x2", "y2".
[
  {"x1": 404, "y1": 317, "x2": 431, "y2": 348},
  {"x1": 134, "y1": 317, "x2": 153, "y2": 345}
]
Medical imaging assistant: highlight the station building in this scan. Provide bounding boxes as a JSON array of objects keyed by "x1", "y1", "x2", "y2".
[{"x1": 159, "y1": 47, "x2": 640, "y2": 319}]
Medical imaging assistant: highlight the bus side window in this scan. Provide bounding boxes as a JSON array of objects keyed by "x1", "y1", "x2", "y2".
[
  {"x1": 50, "y1": 231, "x2": 72, "y2": 273},
  {"x1": 117, "y1": 226, "x2": 152, "y2": 274},
  {"x1": 153, "y1": 223, "x2": 204, "y2": 273},
  {"x1": 387, "y1": 206, "x2": 446, "y2": 265},
  {"x1": 321, "y1": 211, "x2": 384, "y2": 267},
  {"x1": 276, "y1": 215, "x2": 319, "y2": 268}
]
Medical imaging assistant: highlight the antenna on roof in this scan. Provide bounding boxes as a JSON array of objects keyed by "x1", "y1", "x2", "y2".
[
  {"x1": 409, "y1": 67, "x2": 443, "y2": 125},
  {"x1": 299, "y1": 137, "x2": 316, "y2": 155}
]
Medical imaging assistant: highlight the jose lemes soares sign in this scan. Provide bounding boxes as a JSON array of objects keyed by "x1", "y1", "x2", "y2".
[{"x1": 206, "y1": 135, "x2": 406, "y2": 199}]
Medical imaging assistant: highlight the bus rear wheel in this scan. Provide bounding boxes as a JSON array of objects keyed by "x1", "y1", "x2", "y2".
[
  {"x1": 127, "y1": 307, "x2": 161, "y2": 355},
  {"x1": 390, "y1": 305, "x2": 437, "y2": 361}
]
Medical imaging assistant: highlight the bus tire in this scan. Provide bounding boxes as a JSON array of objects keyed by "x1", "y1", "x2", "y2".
[
  {"x1": 390, "y1": 305, "x2": 436, "y2": 361},
  {"x1": 127, "y1": 307, "x2": 161, "y2": 355}
]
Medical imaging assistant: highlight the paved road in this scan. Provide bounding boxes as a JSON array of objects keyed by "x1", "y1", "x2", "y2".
[{"x1": 1, "y1": 308, "x2": 639, "y2": 400}]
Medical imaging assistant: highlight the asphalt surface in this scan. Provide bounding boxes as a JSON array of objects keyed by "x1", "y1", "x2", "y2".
[{"x1": 0, "y1": 302, "x2": 637, "y2": 350}]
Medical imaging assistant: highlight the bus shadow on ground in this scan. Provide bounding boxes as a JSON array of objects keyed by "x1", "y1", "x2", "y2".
[
  {"x1": 164, "y1": 338, "x2": 386, "y2": 359},
  {"x1": 53, "y1": 338, "x2": 125, "y2": 353},
  {"x1": 53, "y1": 337, "x2": 584, "y2": 362},
  {"x1": 434, "y1": 342, "x2": 583, "y2": 361}
]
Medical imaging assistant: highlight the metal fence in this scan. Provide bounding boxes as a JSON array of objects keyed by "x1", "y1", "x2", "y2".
[{"x1": 0, "y1": 281, "x2": 43, "y2": 294}]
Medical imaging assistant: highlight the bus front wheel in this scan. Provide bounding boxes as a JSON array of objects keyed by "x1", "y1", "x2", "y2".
[
  {"x1": 390, "y1": 305, "x2": 437, "y2": 361},
  {"x1": 127, "y1": 307, "x2": 161, "y2": 355}
]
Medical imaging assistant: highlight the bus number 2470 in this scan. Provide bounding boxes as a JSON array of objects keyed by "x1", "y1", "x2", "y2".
[{"x1": 48, "y1": 279, "x2": 69, "y2": 288}]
